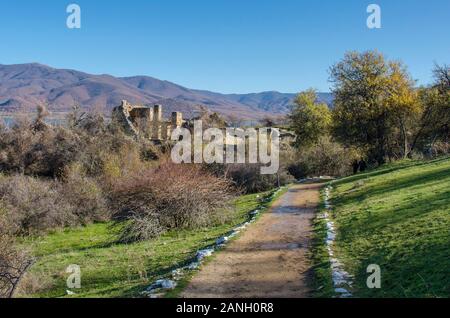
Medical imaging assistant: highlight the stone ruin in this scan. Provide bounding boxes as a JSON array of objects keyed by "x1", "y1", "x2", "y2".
[
  {"x1": 113, "y1": 100, "x2": 295, "y2": 148},
  {"x1": 113, "y1": 100, "x2": 184, "y2": 140}
]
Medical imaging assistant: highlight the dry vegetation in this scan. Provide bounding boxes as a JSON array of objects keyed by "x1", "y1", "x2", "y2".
[
  {"x1": 284, "y1": 137, "x2": 355, "y2": 179},
  {"x1": 111, "y1": 162, "x2": 236, "y2": 242},
  {"x1": 0, "y1": 109, "x2": 242, "y2": 297},
  {"x1": 0, "y1": 236, "x2": 34, "y2": 298},
  {"x1": 1, "y1": 106, "x2": 302, "y2": 296}
]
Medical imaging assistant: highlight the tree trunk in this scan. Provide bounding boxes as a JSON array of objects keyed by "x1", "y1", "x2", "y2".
[
  {"x1": 409, "y1": 105, "x2": 433, "y2": 157},
  {"x1": 376, "y1": 114, "x2": 387, "y2": 165},
  {"x1": 400, "y1": 121, "x2": 409, "y2": 159}
]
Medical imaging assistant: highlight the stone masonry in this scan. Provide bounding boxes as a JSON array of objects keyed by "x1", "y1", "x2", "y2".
[{"x1": 113, "y1": 100, "x2": 184, "y2": 140}]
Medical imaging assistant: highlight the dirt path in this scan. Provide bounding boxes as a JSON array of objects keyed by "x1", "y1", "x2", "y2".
[{"x1": 180, "y1": 183, "x2": 322, "y2": 298}]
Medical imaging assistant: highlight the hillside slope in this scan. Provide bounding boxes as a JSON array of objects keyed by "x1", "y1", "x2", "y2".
[
  {"x1": 0, "y1": 63, "x2": 162, "y2": 112},
  {"x1": 0, "y1": 63, "x2": 333, "y2": 119},
  {"x1": 326, "y1": 157, "x2": 450, "y2": 297}
]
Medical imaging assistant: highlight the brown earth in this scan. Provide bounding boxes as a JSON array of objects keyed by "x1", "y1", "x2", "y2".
[{"x1": 180, "y1": 183, "x2": 322, "y2": 298}]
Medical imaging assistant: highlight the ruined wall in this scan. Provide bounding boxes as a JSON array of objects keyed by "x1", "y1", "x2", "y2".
[{"x1": 112, "y1": 100, "x2": 184, "y2": 140}]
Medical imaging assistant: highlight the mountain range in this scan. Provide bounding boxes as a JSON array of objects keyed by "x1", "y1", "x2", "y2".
[{"x1": 0, "y1": 63, "x2": 333, "y2": 120}]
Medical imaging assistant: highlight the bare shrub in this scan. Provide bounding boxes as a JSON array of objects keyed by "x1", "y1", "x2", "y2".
[
  {"x1": 0, "y1": 116, "x2": 37, "y2": 174},
  {"x1": 0, "y1": 108, "x2": 156, "y2": 179},
  {"x1": 117, "y1": 213, "x2": 164, "y2": 243},
  {"x1": 41, "y1": 127, "x2": 81, "y2": 176},
  {"x1": 60, "y1": 164, "x2": 110, "y2": 223},
  {"x1": 287, "y1": 137, "x2": 357, "y2": 179},
  {"x1": 68, "y1": 110, "x2": 107, "y2": 135},
  {"x1": 0, "y1": 236, "x2": 34, "y2": 298},
  {"x1": 428, "y1": 141, "x2": 450, "y2": 157},
  {"x1": 12, "y1": 270, "x2": 54, "y2": 297},
  {"x1": 207, "y1": 163, "x2": 293, "y2": 194},
  {"x1": 111, "y1": 162, "x2": 236, "y2": 242},
  {"x1": 99, "y1": 143, "x2": 155, "y2": 191},
  {"x1": 0, "y1": 174, "x2": 76, "y2": 236},
  {"x1": 227, "y1": 164, "x2": 289, "y2": 194},
  {"x1": 0, "y1": 117, "x2": 82, "y2": 177},
  {"x1": 0, "y1": 109, "x2": 164, "y2": 237},
  {"x1": 0, "y1": 170, "x2": 112, "y2": 235}
]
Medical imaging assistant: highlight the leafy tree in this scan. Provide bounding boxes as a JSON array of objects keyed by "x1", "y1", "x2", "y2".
[
  {"x1": 385, "y1": 62, "x2": 421, "y2": 158},
  {"x1": 330, "y1": 51, "x2": 419, "y2": 164},
  {"x1": 410, "y1": 64, "x2": 450, "y2": 154},
  {"x1": 289, "y1": 89, "x2": 332, "y2": 149}
]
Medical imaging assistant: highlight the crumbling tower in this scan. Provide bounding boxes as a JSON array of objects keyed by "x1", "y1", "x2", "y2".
[
  {"x1": 152, "y1": 105, "x2": 163, "y2": 140},
  {"x1": 112, "y1": 101, "x2": 184, "y2": 141},
  {"x1": 171, "y1": 112, "x2": 183, "y2": 127}
]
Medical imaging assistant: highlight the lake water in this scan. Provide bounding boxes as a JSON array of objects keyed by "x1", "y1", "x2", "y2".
[{"x1": 1, "y1": 116, "x2": 67, "y2": 127}]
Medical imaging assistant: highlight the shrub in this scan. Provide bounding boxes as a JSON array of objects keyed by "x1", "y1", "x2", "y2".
[
  {"x1": 0, "y1": 109, "x2": 157, "y2": 179},
  {"x1": 99, "y1": 143, "x2": 154, "y2": 190},
  {"x1": 0, "y1": 117, "x2": 81, "y2": 177},
  {"x1": 0, "y1": 171, "x2": 115, "y2": 236},
  {"x1": 287, "y1": 137, "x2": 357, "y2": 179},
  {"x1": 0, "y1": 174, "x2": 76, "y2": 236},
  {"x1": 0, "y1": 110, "x2": 163, "y2": 237},
  {"x1": 0, "y1": 117, "x2": 37, "y2": 174},
  {"x1": 60, "y1": 164, "x2": 110, "y2": 224},
  {"x1": 225, "y1": 164, "x2": 292, "y2": 194},
  {"x1": 428, "y1": 141, "x2": 450, "y2": 158},
  {"x1": 111, "y1": 162, "x2": 236, "y2": 242},
  {"x1": 0, "y1": 235, "x2": 33, "y2": 298},
  {"x1": 207, "y1": 162, "x2": 293, "y2": 194}
]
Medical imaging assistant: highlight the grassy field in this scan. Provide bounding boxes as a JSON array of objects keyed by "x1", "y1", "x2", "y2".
[
  {"x1": 314, "y1": 157, "x2": 450, "y2": 298},
  {"x1": 310, "y1": 191, "x2": 335, "y2": 298},
  {"x1": 19, "y1": 190, "x2": 279, "y2": 298}
]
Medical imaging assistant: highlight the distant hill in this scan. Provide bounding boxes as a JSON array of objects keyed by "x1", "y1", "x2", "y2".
[{"x1": 0, "y1": 63, "x2": 333, "y2": 119}]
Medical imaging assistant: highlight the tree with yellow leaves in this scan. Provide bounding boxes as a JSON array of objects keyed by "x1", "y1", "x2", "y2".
[{"x1": 330, "y1": 51, "x2": 420, "y2": 164}]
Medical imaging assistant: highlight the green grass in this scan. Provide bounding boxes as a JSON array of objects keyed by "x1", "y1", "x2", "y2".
[
  {"x1": 320, "y1": 157, "x2": 450, "y2": 298},
  {"x1": 310, "y1": 189, "x2": 334, "y2": 298},
  {"x1": 20, "y1": 190, "x2": 280, "y2": 298}
]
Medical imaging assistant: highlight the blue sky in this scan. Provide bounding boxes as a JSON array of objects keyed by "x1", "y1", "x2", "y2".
[{"x1": 0, "y1": 0, "x2": 449, "y2": 93}]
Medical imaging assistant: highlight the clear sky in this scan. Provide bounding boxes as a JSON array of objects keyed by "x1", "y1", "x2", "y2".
[{"x1": 0, "y1": 0, "x2": 449, "y2": 93}]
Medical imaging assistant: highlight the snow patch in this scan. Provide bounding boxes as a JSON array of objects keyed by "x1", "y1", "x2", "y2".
[
  {"x1": 196, "y1": 248, "x2": 214, "y2": 261},
  {"x1": 142, "y1": 279, "x2": 177, "y2": 297},
  {"x1": 323, "y1": 186, "x2": 354, "y2": 297},
  {"x1": 142, "y1": 187, "x2": 285, "y2": 298}
]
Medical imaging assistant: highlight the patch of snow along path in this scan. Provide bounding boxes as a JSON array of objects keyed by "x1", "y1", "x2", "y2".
[
  {"x1": 141, "y1": 187, "x2": 285, "y2": 298},
  {"x1": 322, "y1": 186, "x2": 353, "y2": 298}
]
